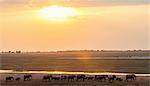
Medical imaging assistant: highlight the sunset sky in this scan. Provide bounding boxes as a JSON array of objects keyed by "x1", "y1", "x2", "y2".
[{"x1": 0, "y1": 0, "x2": 150, "y2": 51}]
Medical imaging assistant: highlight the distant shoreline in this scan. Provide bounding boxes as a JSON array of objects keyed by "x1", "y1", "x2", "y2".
[{"x1": 1, "y1": 50, "x2": 150, "y2": 57}]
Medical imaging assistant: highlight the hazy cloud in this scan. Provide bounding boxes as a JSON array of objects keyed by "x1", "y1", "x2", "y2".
[{"x1": 0, "y1": 0, "x2": 149, "y2": 6}]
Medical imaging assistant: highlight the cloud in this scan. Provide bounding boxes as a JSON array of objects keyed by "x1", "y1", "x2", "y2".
[
  {"x1": 0, "y1": 0, "x2": 28, "y2": 4},
  {"x1": 0, "y1": 0, "x2": 149, "y2": 7}
]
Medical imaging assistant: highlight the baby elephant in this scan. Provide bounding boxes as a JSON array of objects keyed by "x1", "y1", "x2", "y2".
[
  {"x1": 15, "y1": 77, "x2": 21, "y2": 81},
  {"x1": 116, "y1": 78, "x2": 123, "y2": 81},
  {"x1": 6, "y1": 76, "x2": 14, "y2": 81}
]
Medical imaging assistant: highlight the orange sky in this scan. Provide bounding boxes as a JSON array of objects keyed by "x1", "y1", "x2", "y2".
[{"x1": 0, "y1": 0, "x2": 150, "y2": 51}]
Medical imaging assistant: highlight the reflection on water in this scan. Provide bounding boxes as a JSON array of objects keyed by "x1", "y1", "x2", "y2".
[{"x1": 0, "y1": 70, "x2": 150, "y2": 77}]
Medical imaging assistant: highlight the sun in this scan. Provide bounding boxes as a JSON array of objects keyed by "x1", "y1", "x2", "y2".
[{"x1": 38, "y1": 5, "x2": 78, "y2": 21}]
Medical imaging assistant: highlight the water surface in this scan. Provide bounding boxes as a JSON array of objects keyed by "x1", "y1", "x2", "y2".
[{"x1": 0, "y1": 53, "x2": 150, "y2": 73}]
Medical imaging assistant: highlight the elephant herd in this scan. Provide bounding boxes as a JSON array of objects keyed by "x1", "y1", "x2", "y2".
[
  {"x1": 5, "y1": 74, "x2": 32, "y2": 81},
  {"x1": 42, "y1": 74, "x2": 136, "y2": 82},
  {"x1": 5, "y1": 74, "x2": 136, "y2": 83}
]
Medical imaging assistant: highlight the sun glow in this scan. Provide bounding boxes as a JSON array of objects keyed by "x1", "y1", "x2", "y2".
[{"x1": 38, "y1": 5, "x2": 78, "y2": 21}]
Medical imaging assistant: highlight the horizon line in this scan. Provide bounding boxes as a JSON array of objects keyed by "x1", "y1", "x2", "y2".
[{"x1": 1, "y1": 49, "x2": 150, "y2": 53}]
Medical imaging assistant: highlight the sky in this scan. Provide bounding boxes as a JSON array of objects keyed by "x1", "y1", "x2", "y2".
[{"x1": 0, "y1": 0, "x2": 150, "y2": 51}]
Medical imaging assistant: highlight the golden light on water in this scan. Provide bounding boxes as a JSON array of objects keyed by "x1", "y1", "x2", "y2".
[
  {"x1": 1, "y1": 70, "x2": 145, "y2": 76},
  {"x1": 38, "y1": 5, "x2": 79, "y2": 21}
]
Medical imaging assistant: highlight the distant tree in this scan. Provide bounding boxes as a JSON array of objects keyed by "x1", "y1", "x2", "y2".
[
  {"x1": 36, "y1": 51, "x2": 40, "y2": 53},
  {"x1": 8, "y1": 51, "x2": 11, "y2": 53},
  {"x1": 96, "y1": 50, "x2": 100, "y2": 52},
  {"x1": 16, "y1": 51, "x2": 21, "y2": 53},
  {"x1": 101, "y1": 50, "x2": 104, "y2": 52}
]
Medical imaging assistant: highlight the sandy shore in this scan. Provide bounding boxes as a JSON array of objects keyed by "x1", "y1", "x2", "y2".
[{"x1": 0, "y1": 73, "x2": 150, "y2": 86}]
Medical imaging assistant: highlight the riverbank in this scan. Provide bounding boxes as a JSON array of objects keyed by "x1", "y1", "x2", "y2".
[{"x1": 0, "y1": 71, "x2": 150, "y2": 86}]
